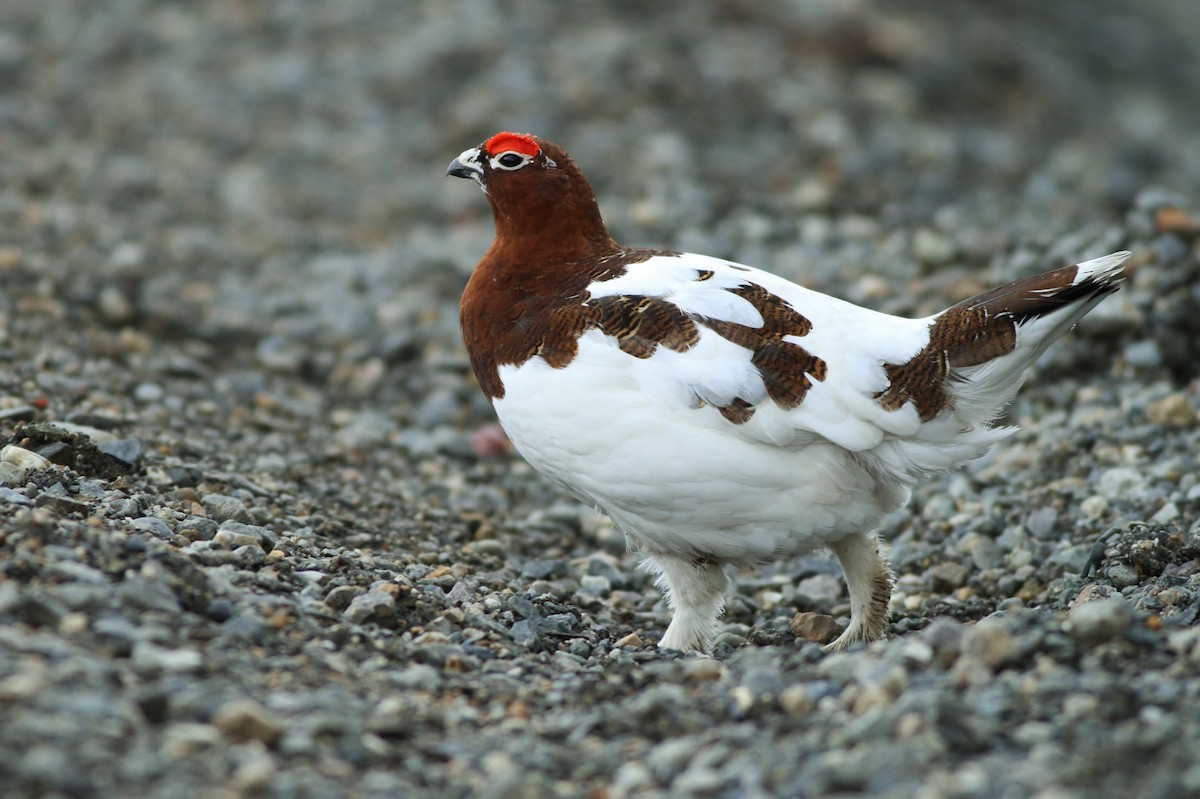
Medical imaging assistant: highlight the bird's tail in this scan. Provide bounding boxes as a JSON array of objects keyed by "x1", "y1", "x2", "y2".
[
  {"x1": 866, "y1": 251, "x2": 1129, "y2": 485},
  {"x1": 862, "y1": 251, "x2": 1130, "y2": 487},
  {"x1": 935, "y1": 250, "x2": 1130, "y2": 425}
]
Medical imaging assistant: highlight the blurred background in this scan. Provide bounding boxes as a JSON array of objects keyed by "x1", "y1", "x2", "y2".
[{"x1": 4, "y1": 0, "x2": 1199, "y2": 435}]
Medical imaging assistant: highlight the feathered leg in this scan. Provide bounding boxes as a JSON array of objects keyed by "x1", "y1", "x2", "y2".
[
  {"x1": 645, "y1": 555, "x2": 729, "y2": 653},
  {"x1": 824, "y1": 533, "x2": 894, "y2": 652}
]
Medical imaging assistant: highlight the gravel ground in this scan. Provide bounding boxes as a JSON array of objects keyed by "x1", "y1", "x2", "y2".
[{"x1": 2, "y1": 1, "x2": 1200, "y2": 797}]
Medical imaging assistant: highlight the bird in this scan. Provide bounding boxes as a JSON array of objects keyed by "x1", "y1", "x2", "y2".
[{"x1": 447, "y1": 131, "x2": 1130, "y2": 653}]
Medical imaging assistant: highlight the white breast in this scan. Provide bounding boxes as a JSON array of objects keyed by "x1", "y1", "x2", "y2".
[{"x1": 493, "y1": 329, "x2": 902, "y2": 562}]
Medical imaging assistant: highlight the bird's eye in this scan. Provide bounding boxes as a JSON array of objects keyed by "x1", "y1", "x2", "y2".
[{"x1": 496, "y1": 152, "x2": 525, "y2": 169}]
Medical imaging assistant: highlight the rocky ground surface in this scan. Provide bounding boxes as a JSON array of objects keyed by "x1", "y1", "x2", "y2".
[{"x1": 2, "y1": 1, "x2": 1200, "y2": 797}]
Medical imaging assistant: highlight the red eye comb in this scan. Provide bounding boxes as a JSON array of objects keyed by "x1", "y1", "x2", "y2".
[{"x1": 484, "y1": 132, "x2": 540, "y2": 157}]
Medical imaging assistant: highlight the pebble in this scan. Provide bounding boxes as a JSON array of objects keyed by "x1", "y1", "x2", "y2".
[
  {"x1": 202, "y1": 494, "x2": 255, "y2": 524},
  {"x1": 212, "y1": 699, "x2": 285, "y2": 745},
  {"x1": 131, "y1": 516, "x2": 175, "y2": 540},
  {"x1": 790, "y1": 612, "x2": 842, "y2": 645},
  {"x1": 1, "y1": 444, "x2": 51, "y2": 471},
  {"x1": 97, "y1": 438, "x2": 142, "y2": 466},
  {"x1": 959, "y1": 533, "x2": 1004, "y2": 570},
  {"x1": 1097, "y1": 467, "x2": 1144, "y2": 498},
  {"x1": 343, "y1": 591, "x2": 397, "y2": 626},
  {"x1": 929, "y1": 561, "x2": 972, "y2": 591},
  {"x1": 961, "y1": 619, "x2": 1017, "y2": 669},
  {"x1": 1026, "y1": 507, "x2": 1059, "y2": 540},
  {"x1": 1080, "y1": 495, "x2": 1109, "y2": 520},
  {"x1": 797, "y1": 574, "x2": 843, "y2": 600},
  {"x1": 213, "y1": 521, "x2": 271, "y2": 550},
  {"x1": 614, "y1": 632, "x2": 643, "y2": 648},
  {"x1": 1066, "y1": 597, "x2": 1135, "y2": 645},
  {"x1": 131, "y1": 642, "x2": 203, "y2": 675}
]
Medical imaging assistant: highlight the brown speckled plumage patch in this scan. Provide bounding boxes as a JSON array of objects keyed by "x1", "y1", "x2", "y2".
[
  {"x1": 717, "y1": 397, "x2": 756, "y2": 424},
  {"x1": 698, "y1": 281, "x2": 826, "y2": 420},
  {"x1": 580, "y1": 281, "x2": 827, "y2": 418},
  {"x1": 698, "y1": 284, "x2": 813, "y2": 349},
  {"x1": 585, "y1": 295, "x2": 701, "y2": 358},
  {"x1": 876, "y1": 263, "x2": 1116, "y2": 420},
  {"x1": 462, "y1": 246, "x2": 673, "y2": 399},
  {"x1": 752, "y1": 342, "x2": 828, "y2": 409}
]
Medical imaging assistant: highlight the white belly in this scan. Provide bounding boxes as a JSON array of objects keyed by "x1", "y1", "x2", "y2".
[{"x1": 492, "y1": 331, "x2": 899, "y2": 562}]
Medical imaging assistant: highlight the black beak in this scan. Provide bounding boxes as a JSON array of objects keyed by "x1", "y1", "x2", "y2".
[{"x1": 446, "y1": 157, "x2": 479, "y2": 179}]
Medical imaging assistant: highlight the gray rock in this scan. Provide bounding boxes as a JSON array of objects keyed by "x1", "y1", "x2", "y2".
[
  {"x1": 202, "y1": 494, "x2": 256, "y2": 524},
  {"x1": 1027, "y1": 507, "x2": 1059, "y2": 539},
  {"x1": 214, "y1": 520, "x2": 272, "y2": 550},
  {"x1": 342, "y1": 591, "x2": 397, "y2": 626},
  {"x1": 212, "y1": 699, "x2": 285, "y2": 744},
  {"x1": 930, "y1": 561, "x2": 971, "y2": 592},
  {"x1": 97, "y1": 437, "x2": 142, "y2": 466},
  {"x1": 1067, "y1": 597, "x2": 1135, "y2": 645},
  {"x1": 0, "y1": 486, "x2": 33, "y2": 506},
  {"x1": 131, "y1": 516, "x2": 175, "y2": 540},
  {"x1": 324, "y1": 585, "x2": 366, "y2": 611}
]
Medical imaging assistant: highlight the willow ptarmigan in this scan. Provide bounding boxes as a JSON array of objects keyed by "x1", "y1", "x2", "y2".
[{"x1": 447, "y1": 131, "x2": 1129, "y2": 653}]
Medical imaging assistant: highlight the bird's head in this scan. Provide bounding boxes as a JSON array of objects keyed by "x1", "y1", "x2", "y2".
[
  {"x1": 447, "y1": 132, "x2": 615, "y2": 255},
  {"x1": 446, "y1": 131, "x2": 559, "y2": 190}
]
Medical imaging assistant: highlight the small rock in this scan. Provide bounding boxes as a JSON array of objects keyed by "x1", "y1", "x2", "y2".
[
  {"x1": 1080, "y1": 495, "x2": 1109, "y2": 520},
  {"x1": 921, "y1": 494, "x2": 956, "y2": 522},
  {"x1": 1146, "y1": 392, "x2": 1196, "y2": 427},
  {"x1": 913, "y1": 227, "x2": 955, "y2": 264},
  {"x1": 233, "y1": 544, "x2": 265, "y2": 567},
  {"x1": 1071, "y1": 582, "x2": 1119, "y2": 608},
  {"x1": 521, "y1": 558, "x2": 568, "y2": 580},
  {"x1": 961, "y1": 619, "x2": 1015, "y2": 668},
  {"x1": 343, "y1": 591, "x2": 397, "y2": 626},
  {"x1": 796, "y1": 574, "x2": 843, "y2": 600},
  {"x1": 510, "y1": 620, "x2": 538, "y2": 647},
  {"x1": 1123, "y1": 340, "x2": 1162, "y2": 369},
  {"x1": 0, "y1": 462, "x2": 25, "y2": 486},
  {"x1": 577, "y1": 574, "x2": 610, "y2": 596},
  {"x1": 1050, "y1": 543, "x2": 1092, "y2": 573},
  {"x1": 1153, "y1": 206, "x2": 1200, "y2": 235},
  {"x1": 97, "y1": 437, "x2": 142, "y2": 466},
  {"x1": 471, "y1": 423, "x2": 513, "y2": 458},
  {"x1": 1106, "y1": 563, "x2": 1141, "y2": 589},
  {"x1": 202, "y1": 493, "x2": 255, "y2": 524},
  {"x1": 176, "y1": 516, "x2": 218, "y2": 541},
  {"x1": 213, "y1": 520, "x2": 271, "y2": 550},
  {"x1": 614, "y1": 632, "x2": 642, "y2": 648},
  {"x1": 960, "y1": 533, "x2": 1003, "y2": 570},
  {"x1": 1067, "y1": 597, "x2": 1134, "y2": 645},
  {"x1": 133, "y1": 383, "x2": 163, "y2": 402},
  {"x1": 929, "y1": 561, "x2": 971, "y2": 592},
  {"x1": 1026, "y1": 507, "x2": 1059, "y2": 539},
  {"x1": 779, "y1": 684, "x2": 815, "y2": 716},
  {"x1": 324, "y1": 585, "x2": 366, "y2": 611},
  {"x1": 681, "y1": 659, "x2": 724, "y2": 683},
  {"x1": 1150, "y1": 501, "x2": 1180, "y2": 524},
  {"x1": 789, "y1": 612, "x2": 842, "y2": 645},
  {"x1": 0, "y1": 405, "x2": 37, "y2": 422},
  {"x1": 1097, "y1": 467, "x2": 1144, "y2": 498},
  {"x1": 131, "y1": 516, "x2": 175, "y2": 540},
  {"x1": 1, "y1": 444, "x2": 52, "y2": 471},
  {"x1": 212, "y1": 699, "x2": 285, "y2": 745},
  {"x1": 920, "y1": 618, "x2": 965, "y2": 666},
  {"x1": 35, "y1": 485, "x2": 90, "y2": 515},
  {"x1": 0, "y1": 486, "x2": 34, "y2": 506},
  {"x1": 132, "y1": 642, "x2": 203, "y2": 674}
]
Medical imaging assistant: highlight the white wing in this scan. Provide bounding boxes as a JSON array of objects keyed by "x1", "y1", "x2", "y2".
[{"x1": 585, "y1": 252, "x2": 933, "y2": 453}]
